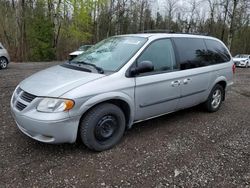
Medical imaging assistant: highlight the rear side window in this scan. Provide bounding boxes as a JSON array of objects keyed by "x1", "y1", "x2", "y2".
[
  {"x1": 204, "y1": 39, "x2": 231, "y2": 64},
  {"x1": 173, "y1": 38, "x2": 209, "y2": 70}
]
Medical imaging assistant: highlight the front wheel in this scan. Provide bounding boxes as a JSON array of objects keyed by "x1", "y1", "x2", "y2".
[
  {"x1": 0, "y1": 57, "x2": 8, "y2": 69},
  {"x1": 204, "y1": 84, "x2": 224, "y2": 112},
  {"x1": 79, "y1": 103, "x2": 126, "y2": 151}
]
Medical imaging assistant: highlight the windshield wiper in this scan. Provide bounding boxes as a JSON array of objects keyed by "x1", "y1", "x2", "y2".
[{"x1": 70, "y1": 61, "x2": 104, "y2": 74}]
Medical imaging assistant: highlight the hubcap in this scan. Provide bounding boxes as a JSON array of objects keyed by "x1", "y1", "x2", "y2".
[
  {"x1": 211, "y1": 89, "x2": 222, "y2": 109},
  {"x1": 95, "y1": 115, "x2": 117, "y2": 141},
  {"x1": 0, "y1": 59, "x2": 7, "y2": 68}
]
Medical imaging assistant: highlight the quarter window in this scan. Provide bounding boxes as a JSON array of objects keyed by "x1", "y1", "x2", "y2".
[
  {"x1": 137, "y1": 39, "x2": 176, "y2": 73},
  {"x1": 205, "y1": 39, "x2": 231, "y2": 64}
]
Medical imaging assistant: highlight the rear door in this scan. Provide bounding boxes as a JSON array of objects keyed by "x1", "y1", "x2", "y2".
[{"x1": 172, "y1": 37, "x2": 212, "y2": 109}]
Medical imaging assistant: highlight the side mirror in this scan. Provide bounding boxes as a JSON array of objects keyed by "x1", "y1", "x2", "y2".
[{"x1": 130, "y1": 61, "x2": 154, "y2": 76}]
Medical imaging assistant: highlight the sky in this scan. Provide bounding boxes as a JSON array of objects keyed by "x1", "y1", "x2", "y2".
[
  {"x1": 151, "y1": 0, "x2": 186, "y2": 16},
  {"x1": 150, "y1": 0, "x2": 208, "y2": 19}
]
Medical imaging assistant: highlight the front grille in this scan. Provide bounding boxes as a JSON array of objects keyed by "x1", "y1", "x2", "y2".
[
  {"x1": 21, "y1": 91, "x2": 37, "y2": 103},
  {"x1": 16, "y1": 101, "x2": 27, "y2": 111},
  {"x1": 14, "y1": 88, "x2": 37, "y2": 111}
]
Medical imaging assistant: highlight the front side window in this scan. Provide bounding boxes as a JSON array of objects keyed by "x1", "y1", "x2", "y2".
[
  {"x1": 71, "y1": 36, "x2": 147, "y2": 72},
  {"x1": 137, "y1": 39, "x2": 176, "y2": 73}
]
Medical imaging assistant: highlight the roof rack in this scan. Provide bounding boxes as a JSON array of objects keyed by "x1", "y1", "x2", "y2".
[
  {"x1": 138, "y1": 29, "x2": 175, "y2": 34},
  {"x1": 175, "y1": 32, "x2": 209, "y2": 36},
  {"x1": 137, "y1": 30, "x2": 209, "y2": 36}
]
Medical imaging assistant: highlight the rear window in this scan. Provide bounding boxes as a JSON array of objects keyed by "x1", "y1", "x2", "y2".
[
  {"x1": 173, "y1": 38, "x2": 209, "y2": 70},
  {"x1": 204, "y1": 39, "x2": 231, "y2": 64}
]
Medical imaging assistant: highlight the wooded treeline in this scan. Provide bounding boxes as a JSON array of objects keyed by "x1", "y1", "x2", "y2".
[{"x1": 0, "y1": 0, "x2": 249, "y2": 62}]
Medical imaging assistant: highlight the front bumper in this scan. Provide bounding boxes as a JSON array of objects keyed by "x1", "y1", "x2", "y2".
[
  {"x1": 12, "y1": 112, "x2": 79, "y2": 144},
  {"x1": 234, "y1": 62, "x2": 247, "y2": 67},
  {"x1": 10, "y1": 88, "x2": 80, "y2": 144}
]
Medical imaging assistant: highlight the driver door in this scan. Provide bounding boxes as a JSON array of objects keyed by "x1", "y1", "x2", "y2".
[{"x1": 134, "y1": 39, "x2": 181, "y2": 121}]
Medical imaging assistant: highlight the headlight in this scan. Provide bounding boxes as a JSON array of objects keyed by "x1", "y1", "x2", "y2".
[{"x1": 37, "y1": 98, "x2": 75, "y2": 113}]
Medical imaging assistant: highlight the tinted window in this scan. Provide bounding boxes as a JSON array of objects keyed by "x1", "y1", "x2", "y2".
[
  {"x1": 205, "y1": 39, "x2": 230, "y2": 64},
  {"x1": 137, "y1": 39, "x2": 176, "y2": 72},
  {"x1": 173, "y1": 38, "x2": 209, "y2": 70}
]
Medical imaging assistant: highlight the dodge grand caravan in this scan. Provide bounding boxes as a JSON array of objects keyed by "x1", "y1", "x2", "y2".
[{"x1": 11, "y1": 33, "x2": 234, "y2": 151}]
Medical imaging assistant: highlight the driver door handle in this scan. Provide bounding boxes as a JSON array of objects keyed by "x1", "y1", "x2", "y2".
[{"x1": 171, "y1": 80, "x2": 181, "y2": 87}]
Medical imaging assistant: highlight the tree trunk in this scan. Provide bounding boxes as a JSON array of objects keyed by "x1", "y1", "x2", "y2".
[
  {"x1": 18, "y1": 0, "x2": 26, "y2": 61},
  {"x1": 220, "y1": 0, "x2": 229, "y2": 41},
  {"x1": 228, "y1": 0, "x2": 238, "y2": 51}
]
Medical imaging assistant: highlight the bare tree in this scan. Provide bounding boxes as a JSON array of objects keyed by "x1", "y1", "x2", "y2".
[
  {"x1": 186, "y1": 0, "x2": 200, "y2": 33},
  {"x1": 227, "y1": 0, "x2": 239, "y2": 50},
  {"x1": 207, "y1": 0, "x2": 217, "y2": 34},
  {"x1": 165, "y1": 0, "x2": 178, "y2": 30}
]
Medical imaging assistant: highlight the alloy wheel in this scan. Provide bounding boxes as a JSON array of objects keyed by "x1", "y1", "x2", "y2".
[{"x1": 211, "y1": 89, "x2": 222, "y2": 109}]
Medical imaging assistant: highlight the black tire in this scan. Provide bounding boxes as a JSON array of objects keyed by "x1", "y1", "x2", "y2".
[
  {"x1": 204, "y1": 84, "x2": 224, "y2": 112},
  {"x1": 0, "y1": 57, "x2": 8, "y2": 69},
  {"x1": 80, "y1": 103, "x2": 126, "y2": 151}
]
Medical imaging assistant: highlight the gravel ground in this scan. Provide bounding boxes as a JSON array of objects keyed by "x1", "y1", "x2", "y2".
[{"x1": 0, "y1": 62, "x2": 250, "y2": 187}]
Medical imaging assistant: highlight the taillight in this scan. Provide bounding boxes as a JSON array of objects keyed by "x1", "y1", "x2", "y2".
[{"x1": 232, "y1": 64, "x2": 236, "y2": 74}]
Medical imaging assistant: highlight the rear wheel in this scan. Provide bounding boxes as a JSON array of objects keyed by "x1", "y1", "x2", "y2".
[
  {"x1": 204, "y1": 84, "x2": 224, "y2": 112},
  {"x1": 0, "y1": 57, "x2": 8, "y2": 69},
  {"x1": 80, "y1": 103, "x2": 126, "y2": 151}
]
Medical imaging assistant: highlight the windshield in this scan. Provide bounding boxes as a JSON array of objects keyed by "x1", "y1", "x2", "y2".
[
  {"x1": 71, "y1": 36, "x2": 147, "y2": 72},
  {"x1": 235, "y1": 54, "x2": 248, "y2": 58}
]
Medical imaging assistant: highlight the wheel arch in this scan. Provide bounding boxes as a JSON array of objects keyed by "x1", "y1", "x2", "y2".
[
  {"x1": 0, "y1": 56, "x2": 9, "y2": 63},
  {"x1": 210, "y1": 78, "x2": 227, "y2": 101},
  {"x1": 77, "y1": 92, "x2": 135, "y2": 130}
]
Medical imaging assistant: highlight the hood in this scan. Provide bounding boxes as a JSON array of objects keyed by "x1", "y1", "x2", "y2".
[
  {"x1": 233, "y1": 58, "x2": 248, "y2": 61},
  {"x1": 69, "y1": 51, "x2": 84, "y2": 56},
  {"x1": 19, "y1": 65, "x2": 105, "y2": 97}
]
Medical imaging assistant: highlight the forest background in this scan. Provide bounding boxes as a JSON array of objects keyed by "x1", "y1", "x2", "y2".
[{"x1": 0, "y1": 0, "x2": 249, "y2": 61}]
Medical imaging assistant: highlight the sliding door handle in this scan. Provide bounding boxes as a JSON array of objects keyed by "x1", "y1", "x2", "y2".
[{"x1": 183, "y1": 78, "x2": 191, "y2": 85}]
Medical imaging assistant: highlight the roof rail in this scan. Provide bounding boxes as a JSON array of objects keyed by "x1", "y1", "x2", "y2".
[
  {"x1": 174, "y1": 32, "x2": 209, "y2": 36},
  {"x1": 137, "y1": 29, "x2": 175, "y2": 34},
  {"x1": 137, "y1": 30, "x2": 209, "y2": 36}
]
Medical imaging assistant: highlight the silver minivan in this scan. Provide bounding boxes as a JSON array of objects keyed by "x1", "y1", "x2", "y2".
[{"x1": 11, "y1": 33, "x2": 234, "y2": 151}]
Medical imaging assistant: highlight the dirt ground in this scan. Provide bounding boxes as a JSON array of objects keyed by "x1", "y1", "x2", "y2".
[{"x1": 0, "y1": 62, "x2": 249, "y2": 187}]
